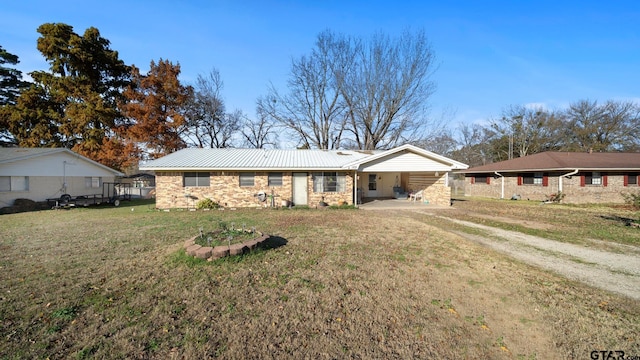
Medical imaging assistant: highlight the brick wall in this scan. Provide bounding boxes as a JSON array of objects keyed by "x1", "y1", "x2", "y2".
[
  {"x1": 464, "y1": 172, "x2": 637, "y2": 204},
  {"x1": 409, "y1": 173, "x2": 451, "y2": 206},
  {"x1": 155, "y1": 171, "x2": 355, "y2": 209},
  {"x1": 308, "y1": 172, "x2": 354, "y2": 207}
]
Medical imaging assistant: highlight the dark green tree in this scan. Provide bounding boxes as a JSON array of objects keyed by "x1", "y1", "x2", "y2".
[
  {"x1": 0, "y1": 46, "x2": 30, "y2": 105},
  {"x1": 0, "y1": 46, "x2": 32, "y2": 145},
  {"x1": 2, "y1": 23, "x2": 131, "y2": 167}
]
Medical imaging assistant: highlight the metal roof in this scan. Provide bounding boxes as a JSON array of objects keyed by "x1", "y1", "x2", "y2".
[
  {"x1": 139, "y1": 148, "x2": 375, "y2": 171},
  {"x1": 461, "y1": 151, "x2": 640, "y2": 173}
]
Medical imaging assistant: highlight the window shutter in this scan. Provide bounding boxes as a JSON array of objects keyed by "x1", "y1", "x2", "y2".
[
  {"x1": 624, "y1": 175, "x2": 628, "y2": 186},
  {"x1": 470, "y1": 176, "x2": 475, "y2": 184},
  {"x1": 542, "y1": 175, "x2": 549, "y2": 187},
  {"x1": 486, "y1": 176, "x2": 491, "y2": 184},
  {"x1": 517, "y1": 176, "x2": 522, "y2": 186},
  {"x1": 580, "y1": 175, "x2": 585, "y2": 187},
  {"x1": 603, "y1": 174, "x2": 608, "y2": 187}
]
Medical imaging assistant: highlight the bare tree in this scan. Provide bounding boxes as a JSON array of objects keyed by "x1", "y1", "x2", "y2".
[
  {"x1": 489, "y1": 105, "x2": 565, "y2": 159},
  {"x1": 258, "y1": 29, "x2": 437, "y2": 150},
  {"x1": 452, "y1": 123, "x2": 495, "y2": 166},
  {"x1": 417, "y1": 132, "x2": 457, "y2": 157},
  {"x1": 240, "y1": 109, "x2": 277, "y2": 148},
  {"x1": 336, "y1": 29, "x2": 437, "y2": 150},
  {"x1": 564, "y1": 99, "x2": 640, "y2": 152},
  {"x1": 184, "y1": 69, "x2": 239, "y2": 148},
  {"x1": 256, "y1": 32, "x2": 346, "y2": 149}
]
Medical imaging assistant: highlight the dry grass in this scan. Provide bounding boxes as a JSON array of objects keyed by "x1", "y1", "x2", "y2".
[
  {"x1": 0, "y1": 199, "x2": 638, "y2": 359},
  {"x1": 447, "y1": 197, "x2": 640, "y2": 248}
]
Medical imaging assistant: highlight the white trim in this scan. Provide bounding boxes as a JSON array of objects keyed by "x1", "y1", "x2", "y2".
[{"x1": 343, "y1": 144, "x2": 468, "y2": 170}]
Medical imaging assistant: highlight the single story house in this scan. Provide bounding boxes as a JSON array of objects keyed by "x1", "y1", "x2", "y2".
[
  {"x1": 460, "y1": 151, "x2": 640, "y2": 204},
  {"x1": 0, "y1": 147, "x2": 124, "y2": 207},
  {"x1": 139, "y1": 144, "x2": 469, "y2": 209}
]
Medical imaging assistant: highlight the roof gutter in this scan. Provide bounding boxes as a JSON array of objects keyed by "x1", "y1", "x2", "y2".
[
  {"x1": 559, "y1": 169, "x2": 579, "y2": 193},
  {"x1": 494, "y1": 171, "x2": 505, "y2": 199}
]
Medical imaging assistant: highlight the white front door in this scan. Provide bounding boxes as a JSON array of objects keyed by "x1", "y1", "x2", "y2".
[
  {"x1": 292, "y1": 172, "x2": 308, "y2": 206},
  {"x1": 367, "y1": 173, "x2": 378, "y2": 197}
]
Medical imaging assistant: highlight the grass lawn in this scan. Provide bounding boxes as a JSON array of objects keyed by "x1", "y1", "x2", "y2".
[{"x1": 0, "y1": 199, "x2": 638, "y2": 359}]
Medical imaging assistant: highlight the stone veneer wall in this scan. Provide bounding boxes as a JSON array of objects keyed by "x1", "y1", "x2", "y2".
[
  {"x1": 307, "y1": 172, "x2": 355, "y2": 207},
  {"x1": 408, "y1": 173, "x2": 451, "y2": 206},
  {"x1": 464, "y1": 172, "x2": 636, "y2": 204},
  {"x1": 155, "y1": 171, "x2": 355, "y2": 209}
]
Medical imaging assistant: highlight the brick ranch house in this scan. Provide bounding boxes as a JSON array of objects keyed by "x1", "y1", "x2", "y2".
[
  {"x1": 139, "y1": 144, "x2": 468, "y2": 209},
  {"x1": 460, "y1": 151, "x2": 640, "y2": 204}
]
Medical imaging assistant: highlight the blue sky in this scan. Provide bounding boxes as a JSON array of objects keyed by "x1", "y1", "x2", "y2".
[{"x1": 2, "y1": 1, "x2": 639, "y2": 131}]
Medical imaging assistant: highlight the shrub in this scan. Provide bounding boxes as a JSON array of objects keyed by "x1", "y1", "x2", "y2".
[
  {"x1": 621, "y1": 191, "x2": 640, "y2": 209},
  {"x1": 196, "y1": 198, "x2": 220, "y2": 210}
]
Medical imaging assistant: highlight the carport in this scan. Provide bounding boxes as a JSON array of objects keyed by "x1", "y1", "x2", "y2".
[{"x1": 344, "y1": 145, "x2": 468, "y2": 207}]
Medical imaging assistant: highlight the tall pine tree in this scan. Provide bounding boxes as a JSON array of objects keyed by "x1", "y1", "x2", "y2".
[{"x1": 2, "y1": 23, "x2": 134, "y2": 169}]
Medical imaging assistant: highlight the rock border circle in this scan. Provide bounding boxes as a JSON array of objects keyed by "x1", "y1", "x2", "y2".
[{"x1": 183, "y1": 231, "x2": 270, "y2": 261}]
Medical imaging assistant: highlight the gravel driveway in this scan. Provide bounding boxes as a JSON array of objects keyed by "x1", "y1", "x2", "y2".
[{"x1": 432, "y1": 215, "x2": 640, "y2": 300}]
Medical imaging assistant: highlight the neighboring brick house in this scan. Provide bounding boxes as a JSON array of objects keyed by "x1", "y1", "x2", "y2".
[
  {"x1": 139, "y1": 144, "x2": 468, "y2": 209},
  {"x1": 461, "y1": 151, "x2": 640, "y2": 204}
]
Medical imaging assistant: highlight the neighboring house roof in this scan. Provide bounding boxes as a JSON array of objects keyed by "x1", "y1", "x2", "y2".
[
  {"x1": 0, "y1": 147, "x2": 124, "y2": 176},
  {"x1": 139, "y1": 145, "x2": 468, "y2": 172},
  {"x1": 461, "y1": 152, "x2": 640, "y2": 173}
]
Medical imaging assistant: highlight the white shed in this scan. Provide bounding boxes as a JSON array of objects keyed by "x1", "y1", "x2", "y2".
[{"x1": 0, "y1": 148, "x2": 123, "y2": 207}]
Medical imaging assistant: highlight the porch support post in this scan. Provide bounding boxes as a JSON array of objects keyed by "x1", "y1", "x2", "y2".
[{"x1": 354, "y1": 171, "x2": 358, "y2": 208}]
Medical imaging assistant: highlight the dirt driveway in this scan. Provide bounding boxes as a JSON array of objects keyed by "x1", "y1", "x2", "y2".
[{"x1": 420, "y1": 211, "x2": 640, "y2": 300}]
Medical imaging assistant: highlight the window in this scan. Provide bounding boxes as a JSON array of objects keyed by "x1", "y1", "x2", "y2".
[
  {"x1": 627, "y1": 173, "x2": 638, "y2": 186},
  {"x1": 368, "y1": 174, "x2": 377, "y2": 191},
  {"x1": 239, "y1": 172, "x2": 255, "y2": 187},
  {"x1": 184, "y1": 172, "x2": 210, "y2": 187},
  {"x1": 586, "y1": 172, "x2": 602, "y2": 185},
  {"x1": 313, "y1": 172, "x2": 346, "y2": 192},
  {"x1": 0, "y1": 176, "x2": 29, "y2": 192},
  {"x1": 522, "y1": 172, "x2": 543, "y2": 185},
  {"x1": 474, "y1": 175, "x2": 489, "y2": 184},
  {"x1": 85, "y1": 177, "x2": 101, "y2": 188},
  {"x1": 268, "y1": 172, "x2": 283, "y2": 187}
]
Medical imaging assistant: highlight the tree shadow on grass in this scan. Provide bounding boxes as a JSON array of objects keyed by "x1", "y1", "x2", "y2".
[
  {"x1": 261, "y1": 236, "x2": 288, "y2": 250},
  {"x1": 600, "y1": 214, "x2": 638, "y2": 226}
]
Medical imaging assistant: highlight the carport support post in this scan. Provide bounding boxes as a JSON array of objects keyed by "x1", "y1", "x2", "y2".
[{"x1": 354, "y1": 171, "x2": 358, "y2": 208}]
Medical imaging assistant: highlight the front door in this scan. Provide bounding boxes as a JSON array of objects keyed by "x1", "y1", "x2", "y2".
[
  {"x1": 368, "y1": 173, "x2": 378, "y2": 197},
  {"x1": 292, "y1": 172, "x2": 308, "y2": 206}
]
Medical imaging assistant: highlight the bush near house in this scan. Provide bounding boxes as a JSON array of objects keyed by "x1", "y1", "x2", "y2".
[
  {"x1": 196, "y1": 198, "x2": 220, "y2": 210},
  {"x1": 621, "y1": 191, "x2": 640, "y2": 210}
]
